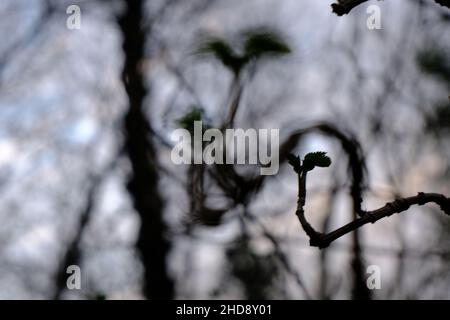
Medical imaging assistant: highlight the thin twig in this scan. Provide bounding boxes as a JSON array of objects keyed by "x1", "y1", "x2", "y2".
[{"x1": 291, "y1": 162, "x2": 450, "y2": 249}]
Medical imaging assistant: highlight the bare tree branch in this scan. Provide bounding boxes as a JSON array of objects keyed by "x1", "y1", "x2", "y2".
[
  {"x1": 331, "y1": 0, "x2": 369, "y2": 16},
  {"x1": 331, "y1": 0, "x2": 450, "y2": 16},
  {"x1": 290, "y1": 160, "x2": 450, "y2": 249},
  {"x1": 435, "y1": 0, "x2": 450, "y2": 10}
]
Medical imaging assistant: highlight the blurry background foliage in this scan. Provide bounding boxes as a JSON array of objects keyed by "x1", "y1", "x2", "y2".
[{"x1": 0, "y1": 0, "x2": 448, "y2": 299}]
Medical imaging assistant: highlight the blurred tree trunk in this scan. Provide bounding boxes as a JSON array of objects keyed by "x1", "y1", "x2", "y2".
[
  {"x1": 351, "y1": 229, "x2": 371, "y2": 300},
  {"x1": 118, "y1": 0, "x2": 174, "y2": 299}
]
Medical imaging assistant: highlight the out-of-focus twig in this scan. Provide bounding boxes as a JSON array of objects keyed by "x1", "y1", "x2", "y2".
[
  {"x1": 244, "y1": 212, "x2": 313, "y2": 300},
  {"x1": 53, "y1": 154, "x2": 120, "y2": 300}
]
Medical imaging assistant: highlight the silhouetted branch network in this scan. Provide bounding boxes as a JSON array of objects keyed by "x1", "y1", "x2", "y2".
[
  {"x1": 331, "y1": 0, "x2": 450, "y2": 16},
  {"x1": 244, "y1": 212, "x2": 312, "y2": 299},
  {"x1": 289, "y1": 149, "x2": 450, "y2": 249},
  {"x1": 53, "y1": 155, "x2": 120, "y2": 299}
]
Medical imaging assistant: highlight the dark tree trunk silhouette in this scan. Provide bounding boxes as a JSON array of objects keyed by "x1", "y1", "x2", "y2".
[
  {"x1": 118, "y1": 0, "x2": 174, "y2": 299},
  {"x1": 350, "y1": 229, "x2": 371, "y2": 300}
]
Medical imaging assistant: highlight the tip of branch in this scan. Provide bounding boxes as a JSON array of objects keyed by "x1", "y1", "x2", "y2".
[
  {"x1": 440, "y1": 201, "x2": 450, "y2": 216},
  {"x1": 331, "y1": 4, "x2": 348, "y2": 16}
]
